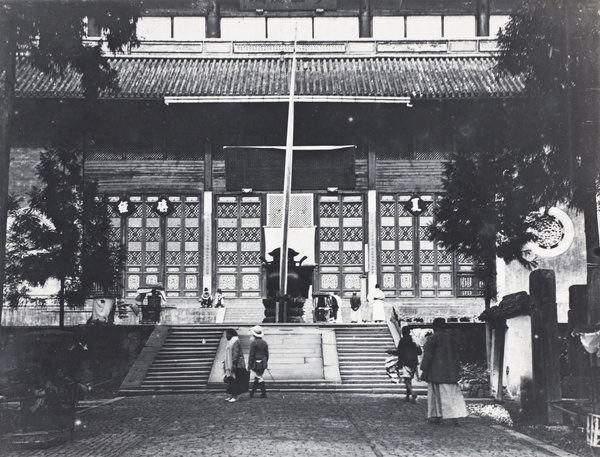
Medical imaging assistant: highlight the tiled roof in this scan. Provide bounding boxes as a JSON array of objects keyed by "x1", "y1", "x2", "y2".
[{"x1": 15, "y1": 55, "x2": 524, "y2": 101}]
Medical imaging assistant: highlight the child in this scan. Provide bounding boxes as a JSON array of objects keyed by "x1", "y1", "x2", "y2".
[{"x1": 214, "y1": 288, "x2": 225, "y2": 308}]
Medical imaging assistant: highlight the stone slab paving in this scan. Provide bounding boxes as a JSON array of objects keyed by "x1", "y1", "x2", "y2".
[{"x1": 1, "y1": 393, "x2": 579, "y2": 457}]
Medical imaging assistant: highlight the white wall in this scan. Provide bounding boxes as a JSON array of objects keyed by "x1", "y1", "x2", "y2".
[
  {"x1": 372, "y1": 16, "x2": 405, "y2": 40},
  {"x1": 314, "y1": 17, "x2": 359, "y2": 40},
  {"x1": 221, "y1": 17, "x2": 266, "y2": 40},
  {"x1": 444, "y1": 15, "x2": 476, "y2": 38},
  {"x1": 267, "y1": 17, "x2": 312, "y2": 40},
  {"x1": 137, "y1": 16, "x2": 172, "y2": 40},
  {"x1": 173, "y1": 16, "x2": 206, "y2": 40},
  {"x1": 406, "y1": 16, "x2": 442, "y2": 39}
]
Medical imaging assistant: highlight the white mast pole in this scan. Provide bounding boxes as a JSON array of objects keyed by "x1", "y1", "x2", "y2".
[{"x1": 278, "y1": 39, "x2": 298, "y2": 316}]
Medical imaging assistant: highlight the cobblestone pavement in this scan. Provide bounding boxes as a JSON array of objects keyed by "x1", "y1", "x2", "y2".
[{"x1": 1, "y1": 393, "x2": 580, "y2": 457}]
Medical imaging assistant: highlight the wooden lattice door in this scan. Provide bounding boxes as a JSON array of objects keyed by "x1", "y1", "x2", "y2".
[
  {"x1": 317, "y1": 195, "x2": 364, "y2": 297},
  {"x1": 216, "y1": 195, "x2": 263, "y2": 298}
]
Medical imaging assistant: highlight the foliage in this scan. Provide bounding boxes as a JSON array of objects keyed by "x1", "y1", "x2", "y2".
[
  {"x1": 431, "y1": 0, "x2": 599, "y2": 305},
  {"x1": 4, "y1": 194, "x2": 33, "y2": 308},
  {"x1": 0, "y1": 1, "x2": 140, "y2": 318},
  {"x1": 496, "y1": 0, "x2": 600, "y2": 209},
  {"x1": 11, "y1": 1, "x2": 141, "y2": 97},
  {"x1": 9, "y1": 146, "x2": 124, "y2": 308}
]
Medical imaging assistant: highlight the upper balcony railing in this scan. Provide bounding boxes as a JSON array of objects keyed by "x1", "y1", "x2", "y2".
[{"x1": 85, "y1": 37, "x2": 500, "y2": 58}]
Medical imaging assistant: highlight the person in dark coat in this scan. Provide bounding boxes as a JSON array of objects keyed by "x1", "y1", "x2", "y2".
[
  {"x1": 223, "y1": 328, "x2": 246, "y2": 403},
  {"x1": 396, "y1": 326, "x2": 422, "y2": 403},
  {"x1": 248, "y1": 325, "x2": 269, "y2": 398},
  {"x1": 420, "y1": 317, "x2": 468, "y2": 425}
]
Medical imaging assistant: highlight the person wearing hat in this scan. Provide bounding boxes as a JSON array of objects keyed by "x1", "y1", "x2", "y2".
[
  {"x1": 248, "y1": 325, "x2": 269, "y2": 398},
  {"x1": 420, "y1": 317, "x2": 468, "y2": 425}
]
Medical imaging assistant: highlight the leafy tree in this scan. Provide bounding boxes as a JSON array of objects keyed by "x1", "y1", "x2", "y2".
[
  {"x1": 10, "y1": 146, "x2": 124, "y2": 327},
  {"x1": 0, "y1": 1, "x2": 140, "y2": 322},
  {"x1": 432, "y1": 0, "x2": 599, "y2": 309}
]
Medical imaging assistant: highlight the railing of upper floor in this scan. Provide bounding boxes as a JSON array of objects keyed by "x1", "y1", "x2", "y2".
[{"x1": 83, "y1": 37, "x2": 500, "y2": 58}]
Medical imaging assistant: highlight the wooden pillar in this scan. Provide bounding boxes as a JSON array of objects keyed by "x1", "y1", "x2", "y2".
[
  {"x1": 206, "y1": 0, "x2": 220, "y2": 38},
  {"x1": 359, "y1": 0, "x2": 372, "y2": 38},
  {"x1": 529, "y1": 269, "x2": 563, "y2": 424},
  {"x1": 568, "y1": 285, "x2": 590, "y2": 397}
]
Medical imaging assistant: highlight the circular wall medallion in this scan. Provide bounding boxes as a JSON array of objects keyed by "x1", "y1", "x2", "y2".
[{"x1": 528, "y1": 207, "x2": 574, "y2": 258}]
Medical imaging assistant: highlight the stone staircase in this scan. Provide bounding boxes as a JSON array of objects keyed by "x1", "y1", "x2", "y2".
[
  {"x1": 119, "y1": 326, "x2": 228, "y2": 395},
  {"x1": 335, "y1": 324, "x2": 426, "y2": 394},
  {"x1": 120, "y1": 324, "x2": 427, "y2": 396},
  {"x1": 221, "y1": 299, "x2": 265, "y2": 324}
]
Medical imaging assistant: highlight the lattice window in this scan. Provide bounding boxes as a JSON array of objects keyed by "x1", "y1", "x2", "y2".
[
  {"x1": 185, "y1": 203, "x2": 200, "y2": 218},
  {"x1": 343, "y1": 251, "x2": 363, "y2": 265},
  {"x1": 398, "y1": 226, "x2": 412, "y2": 241},
  {"x1": 185, "y1": 227, "x2": 199, "y2": 242},
  {"x1": 343, "y1": 227, "x2": 363, "y2": 241},
  {"x1": 380, "y1": 202, "x2": 395, "y2": 217},
  {"x1": 420, "y1": 250, "x2": 435, "y2": 264},
  {"x1": 241, "y1": 227, "x2": 261, "y2": 242},
  {"x1": 343, "y1": 202, "x2": 362, "y2": 218},
  {"x1": 167, "y1": 227, "x2": 181, "y2": 242},
  {"x1": 217, "y1": 203, "x2": 238, "y2": 218},
  {"x1": 146, "y1": 251, "x2": 160, "y2": 266},
  {"x1": 382, "y1": 250, "x2": 396, "y2": 264},
  {"x1": 320, "y1": 251, "x2": 339, "y2": 265},
  {"x1": 184, "y1": 252, "x2": 199, "y2": 265},
  {"x1": 241, "y1": 251, "x2": 261, "y2": 266},
  {"x1": 320, "y1": 202, "x2": 340, "y2": 218},
  {"x1": 218, "y1": 251, "x2": 239, "y2": 265},
  {"x1": 167, "y1": 252, "x2": 181, "y2": 265},
  {"x1": 218, "y1": 228, "x2": 237, "y2": 242},
  {"x1": 268, "y1": 194, "x2": 314, "y2": 227},
  {"x1": 399, "y1": 250, "x2": 413, "y2": 264},
  {"x1": 241, "y1": 203, "x2": 261, "y2": 218},
  {"x1": 146, "y1": 227, "x2": 160, "y2": 242},
  {"x1": 381, "y1": 226, "x2": 395, "y2": 241}
]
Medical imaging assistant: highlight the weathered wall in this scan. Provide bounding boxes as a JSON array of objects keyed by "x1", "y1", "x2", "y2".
[{"x1": 499, "y1": 207, "x2": 587, "y2": 323}]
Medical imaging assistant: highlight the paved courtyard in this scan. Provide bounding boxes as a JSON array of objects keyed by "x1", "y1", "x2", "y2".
[{"x1": 1, "y1": 392, "x2": 579, "y2": 457}]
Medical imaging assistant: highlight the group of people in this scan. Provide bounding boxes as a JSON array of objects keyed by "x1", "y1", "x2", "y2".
[
  {"x1": 348, "y1": 283, "x2": 385, "y2": 323},
  {"x1": 222, "y1": 325, "x2": 269, "y2": 403},
  {"x1": 199, "y1": 288, "x2": 225, "y2": 308},
  {"x1": 395, "y1": 317, "x2": 468, "y2": 425}
]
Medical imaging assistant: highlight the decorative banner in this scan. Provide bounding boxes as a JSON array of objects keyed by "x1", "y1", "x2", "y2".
[
  {"x1": 114, "y1": 196, "x2": 136, "y2": 218},
  {"x1": 240, "y1": 0, "x2": 337, "y2": 11},
  {"x1": 153, "y1": 196, "x2": 175, "y2": 217},
  {"x1": 404, "y1": 195, "x2": 428, "y2": 217}
]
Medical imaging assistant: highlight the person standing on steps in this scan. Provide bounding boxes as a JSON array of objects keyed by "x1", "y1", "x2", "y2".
[
  {"x1": 350, "y1": 292, "x2": 362, "y2": 323},
  {"x1": 420, "y1": 317, "x2": 468, "y2": 425},
  {"x1": 396, "y1": 326, "x2": 422, "y2": 403},
  {"x1": 248, "y1": 325, "x2": 269, "y2": 398},
  {"x1": 223, "y1": 328, "x2": 246, "y2": 403},
  {"x1": 371, "y1": 283, "x2": 386, "y2": 323}
]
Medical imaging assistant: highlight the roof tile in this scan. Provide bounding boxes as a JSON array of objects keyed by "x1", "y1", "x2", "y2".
[{"x1": 15, "y1": 55, "x2": 524, "y2": 100}]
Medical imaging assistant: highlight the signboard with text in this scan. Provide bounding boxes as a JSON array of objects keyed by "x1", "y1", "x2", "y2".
[{"x1": 240, "y1": 0, "x2": 337, "y2": 11}]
